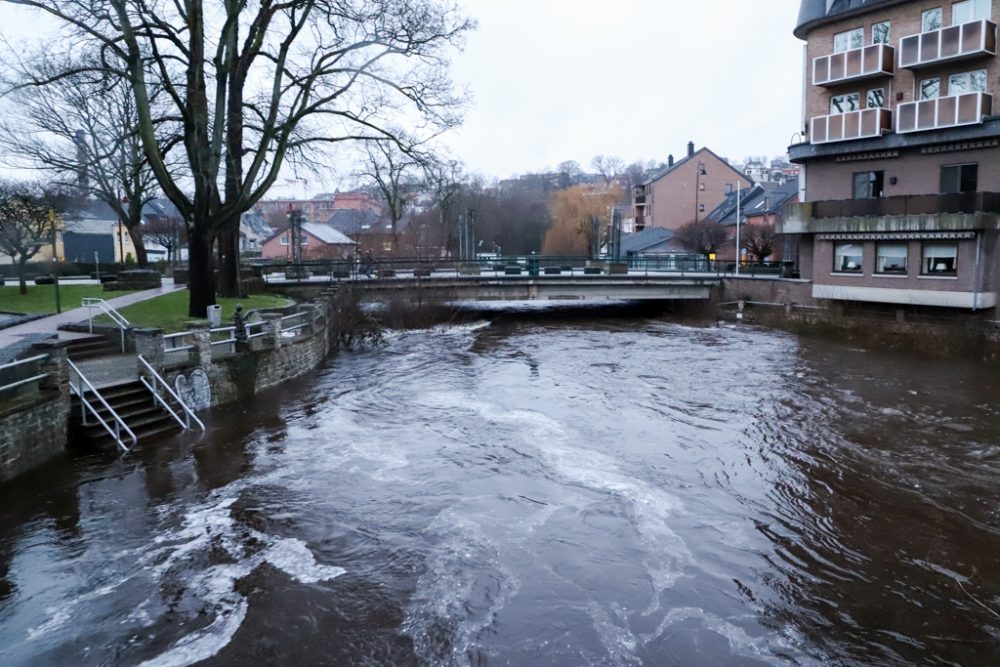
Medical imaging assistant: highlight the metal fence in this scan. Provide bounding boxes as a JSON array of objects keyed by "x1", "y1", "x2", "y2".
[
  {"x1": 0, "y1": 354, "x2": 50, "y2": 398},
  {"x1": 250, "y1": 255, "x2": 797, "y2": 283}
]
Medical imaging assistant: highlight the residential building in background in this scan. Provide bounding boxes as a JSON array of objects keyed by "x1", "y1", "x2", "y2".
[
  {"x1": 786, "y1": 0, "x2": 1000, "y2": 310},
  {"x1": 632, "y1": 142, "x2": 752, "y2": 231},
  {"x1": 260, "y1": 222, "x2": 357, "y2": 260}
]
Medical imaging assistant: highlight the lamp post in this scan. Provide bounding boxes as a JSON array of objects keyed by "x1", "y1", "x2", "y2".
[{"x1": 694, "y1": 162, "x2": 707, "y2": 224}]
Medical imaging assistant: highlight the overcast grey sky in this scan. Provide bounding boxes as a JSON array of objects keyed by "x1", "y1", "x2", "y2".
[{"x1": 0, "y1": 1, "x2": 805, "y2": 185}]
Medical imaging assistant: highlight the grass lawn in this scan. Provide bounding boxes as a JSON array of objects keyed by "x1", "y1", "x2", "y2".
[
  {"x1": 0, "y1": 284, "x2": 135, "y2": 315},
  {"x1": 114, "y1": 289, "x2": 294, "y2": 332}
]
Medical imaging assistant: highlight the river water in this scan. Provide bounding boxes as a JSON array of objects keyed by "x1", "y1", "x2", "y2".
[{"x1": 2, "y1": 310, "x2": 1000, "y2": 666}]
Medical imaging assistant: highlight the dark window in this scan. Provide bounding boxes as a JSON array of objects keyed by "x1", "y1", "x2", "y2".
[
  {"x1": 853, "y1": 171, "x2": 884, "y2": 199},
  {"x1": 940, "y1": 164, "x2": 978, "y2": 193},
  {"x1": 876, "y1": 243, "x2": 908, "y2": 274}
]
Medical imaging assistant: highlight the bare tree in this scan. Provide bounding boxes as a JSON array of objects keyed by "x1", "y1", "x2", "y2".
[
  {"x1": 591, "y1": 155, "x2": 625, "y2": 187},
  {"x1": 0, "y1": 181, "x2": 58, "y2": 293},
  {"x1": 674, "y1": 219, "x2": 730, "y2": 257},
  {"x1": 424, "y1": 158, "x2": 464, "y2": 256},
  {"x1": 358, "y1": 139, "x2": 423, "y2": 256},
  {"x1": 0, "y1": 56, "x2": 162, "y2": 267},
  {"x1": 3, "y1": 0, "x2": 472, "y2": 316},
  {"x1": 143, "y1": 216, "x2": 186, "y2": 268},
  {"x1": 743, "y1": 222, "x2": 777, "y2": 261}
]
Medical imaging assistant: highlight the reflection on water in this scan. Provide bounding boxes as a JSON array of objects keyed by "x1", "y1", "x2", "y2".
[{"x1": 1, "y1": 312, "x2": 1000, "y2": 666}]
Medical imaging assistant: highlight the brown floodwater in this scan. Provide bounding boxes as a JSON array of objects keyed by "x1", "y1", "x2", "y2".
[{"x1": 1, "y1": 311, "x2": 999, "y2": 666}]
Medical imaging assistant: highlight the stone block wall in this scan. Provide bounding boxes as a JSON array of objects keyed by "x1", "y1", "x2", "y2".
[
  {"x1": 155, "y1": 300, "x2": 332, "y2": 410},
  {"x1": 0, "y1": 341, "x2": 71, "y2": 483}
]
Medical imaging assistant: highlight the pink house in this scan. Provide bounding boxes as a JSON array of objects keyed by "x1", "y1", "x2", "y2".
[{"x1": 260, "y1": 222, "x2": 357, "y2": 260}]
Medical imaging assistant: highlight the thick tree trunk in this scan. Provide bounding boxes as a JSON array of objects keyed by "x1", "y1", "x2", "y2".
[
  {"x1": 131, "y1": 228, "x2": 149, "y2": 268},
  {"x1": 217, "y1": 223, "x2": 242, "y2": 298},
  {"x1": 187, "y1": 225, "x2": 216, "y2": 318},
  {"x1": 17, "y1": 258, "x2": 27, "y2": 295}
]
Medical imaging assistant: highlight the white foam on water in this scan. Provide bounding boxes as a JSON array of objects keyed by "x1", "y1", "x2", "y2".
[
  {"x1": 641, "y1": 607, "x2": 821, "y2": 667},
  {"x1": 26, "y1": 579, "x2": 132, "y2": 640},
  {"x1": 136, "y1": 596, "x2": 248, "y2": 667},
  {"x1": 402, "y1": 508, "x2": 520, "y2": 667},
  {"x1": 261, "y1": 538, "x2": 347, "y2": 584},
  {"x1": 585, "y1": 601, "x2": 642, "y2": 667},
  {"x1": 108, "y1": 485, "x2": 345, "y2": 667}
]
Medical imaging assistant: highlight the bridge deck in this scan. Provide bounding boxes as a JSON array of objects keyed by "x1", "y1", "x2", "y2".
[{"x1": 266, "y1": 270, "x2": 722, "y2": 301}]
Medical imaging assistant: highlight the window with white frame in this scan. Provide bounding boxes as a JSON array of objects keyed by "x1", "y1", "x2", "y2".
[
  {"x1": 876, "y1": 243, "x2": 908, "y2": 274},
  {"x1": 280, "y1": 234, "x2": 289, "y2": 245},
  {"x1": 872, "y1": 21, "x2": 891, "y2": 44},
  {"x1": 830, "y1": 92, "x2": 861, "y2": 114},
  {"x1": 834, "y1": 27, "x2": 864, "y2": 53},
  {"x1": 922, "y1": 7, "x2": 943, "y2": 31},
  {"x1": 834, "y1": 242, "x2": 863, "y2": 273},
  {"x1": 867, "y1": 88, "x2": 885, "y2": 108},
  {"x1": 922, "y1": 243, "x2": 958, "y2": 275},
  {"x1": 953, "y1": 0, "x2": 990, "y2": 24},
  {"x1": 920, "y1": 78, "x2": 941, "y2": 100},
  {"x1": 948, "y1": 70, "x2": 987, "y2": 95}
]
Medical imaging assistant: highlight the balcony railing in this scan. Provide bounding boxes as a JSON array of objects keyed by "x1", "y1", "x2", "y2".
[
  {"x1": 899, "y1": 18, "x2": 997, "y2": 68},
  {"x1": 804, "y1": 192, "x2": 1000, "y2": 219},
  {"x1": 810, "y1": 107, "x2": 892, "y2": 145},
  {"x1": 813, "y1": 43, "x2": 894, "y2": 86},
  {"x1": 896, "y1": 92, "x2": 992, "y2": 133}
]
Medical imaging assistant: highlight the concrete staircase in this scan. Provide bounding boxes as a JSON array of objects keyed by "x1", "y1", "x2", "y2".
[
  {"x1": 70, "y1": 379, "x2": 181, "y2": 448},
  {"x1": 65, "y1": 334, "x2": 123, "y2": 362}
]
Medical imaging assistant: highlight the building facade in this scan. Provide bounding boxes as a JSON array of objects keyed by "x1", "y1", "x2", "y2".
[
  {"x1": 633, "y1": 143, "x2": 752, "y2": 232},
  {"x1": 786, "y1": 0, "x2": 1000, "y2": 310}
]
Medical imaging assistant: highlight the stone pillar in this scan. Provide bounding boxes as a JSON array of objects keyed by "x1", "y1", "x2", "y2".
[
  {"x1": 30, "y1": 339, "x2": 70, "y2": 395},
  {"x1": 133, "y1": 328, "x2": 166, "y2": 372},
  {"x1": 265, "y1": 313, "x2": 284, "y2": 349},
  {"x1": 186, "y1": 322, "x2": 213, "y2": 367}
]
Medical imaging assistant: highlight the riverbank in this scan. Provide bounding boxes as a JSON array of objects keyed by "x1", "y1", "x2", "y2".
[{"x1": 715, "y1": 277, "x2": 1000, "y2": 362}]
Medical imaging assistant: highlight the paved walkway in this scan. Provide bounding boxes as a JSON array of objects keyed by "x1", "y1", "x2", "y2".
[{"x1": 0, "y1": 279, "x2": 181, "y2": 353}]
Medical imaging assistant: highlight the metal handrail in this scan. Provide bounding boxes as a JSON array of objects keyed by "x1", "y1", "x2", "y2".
[
  {"x1": 138, "y1": 355, "x2": 206, "y2": 432},
  {"x1": 0, "y1": 353, "x2": 51, "y2": 395},
  {"x1": 164, "y1": 331, "x2": 195, "y2": 354},
  {"x1": 66, "y1": 358, "x2": 137, "y2": 453},
  {"x1": 245, "y1": 320, "x2": 268, "y2": 339},
  {"x1": 82, "y1": 298, "x2": 131, "y2": 353},
  {"x1": 280, "y1": 311, "x2": 309, "y2": 334}
]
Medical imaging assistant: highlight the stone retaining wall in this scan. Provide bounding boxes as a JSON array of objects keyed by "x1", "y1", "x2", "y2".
[
  {"x1": 137, "y1": 299, "x2": 332, "y2": 410},
  {"x1": 0, "y1": 342, "x2": 71, "y2": 483},
  {"x1": 715, "y1": 278, "x2": 1000, "y2": 360}
]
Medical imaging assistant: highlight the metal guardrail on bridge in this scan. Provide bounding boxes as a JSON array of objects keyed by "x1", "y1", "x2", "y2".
[{"x1": 251, "y1": 255, "x2": 797, "y2": 284}]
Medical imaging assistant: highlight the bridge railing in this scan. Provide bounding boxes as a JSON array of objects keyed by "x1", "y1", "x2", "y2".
[{"x1": 250, "y1": 255, "x2": 796, "y2": 283}]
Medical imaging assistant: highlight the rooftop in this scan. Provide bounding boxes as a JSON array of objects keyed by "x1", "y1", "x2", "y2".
[{"x1": 795, "y1": 0, "x2": 908, "y2": 39}]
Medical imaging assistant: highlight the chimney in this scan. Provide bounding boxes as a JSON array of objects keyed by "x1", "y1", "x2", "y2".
[
  {"x1": 687, "y1": 141, "x2": 695, "y2": 157},
  {"x1": 667, "y1": 154, "x2": 674, "y2": 167},
  {"x1": 75, "y1": 130, "x2": 89, "y2": 195}
]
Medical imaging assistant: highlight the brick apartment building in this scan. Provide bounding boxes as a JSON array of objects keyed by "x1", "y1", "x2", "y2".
[
  {"x1": 632, "y1": 143, "x2": 752, "y2": 232},
  {"x1": 785, "y1": 0, "x2": 1000, "y2": 310}
]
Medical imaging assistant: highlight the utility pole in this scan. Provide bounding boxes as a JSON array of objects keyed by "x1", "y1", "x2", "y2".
[
  {"x1": 735, "y1": 181, "x2": 742, "y2": 277},
  {"x1": 49, "y1": 208, "x2": 61, "y2": 314}
]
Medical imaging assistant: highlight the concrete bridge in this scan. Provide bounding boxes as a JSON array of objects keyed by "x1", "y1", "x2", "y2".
[
  {"x1": 256, "y1": 257, "x2": 743, "y2": 301},
  {"x1": 269, "y1": 272, "x2": 720, "y2": 301}
]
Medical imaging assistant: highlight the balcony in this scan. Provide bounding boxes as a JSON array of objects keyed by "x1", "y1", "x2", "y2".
[
  {"x1": 810, "y1": 108, "x2": 892, "y2": 145},
  {"x1": 896, "y1": 92, "x2": 992, "y2": 133},
  {"x1": 813, "y1": 43, "x2": 894, "y2": 86},
  {"x1": 899, "y1": 19, "x2": 997, "y2": 68},
  {"x1": 808, "y1": 191, "x2": 1000, "y2": 219}
]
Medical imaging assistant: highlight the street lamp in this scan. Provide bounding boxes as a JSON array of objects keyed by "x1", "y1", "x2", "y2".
[{"x1": 694, "y1": 162, "x2": 707, "y2": 224}]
